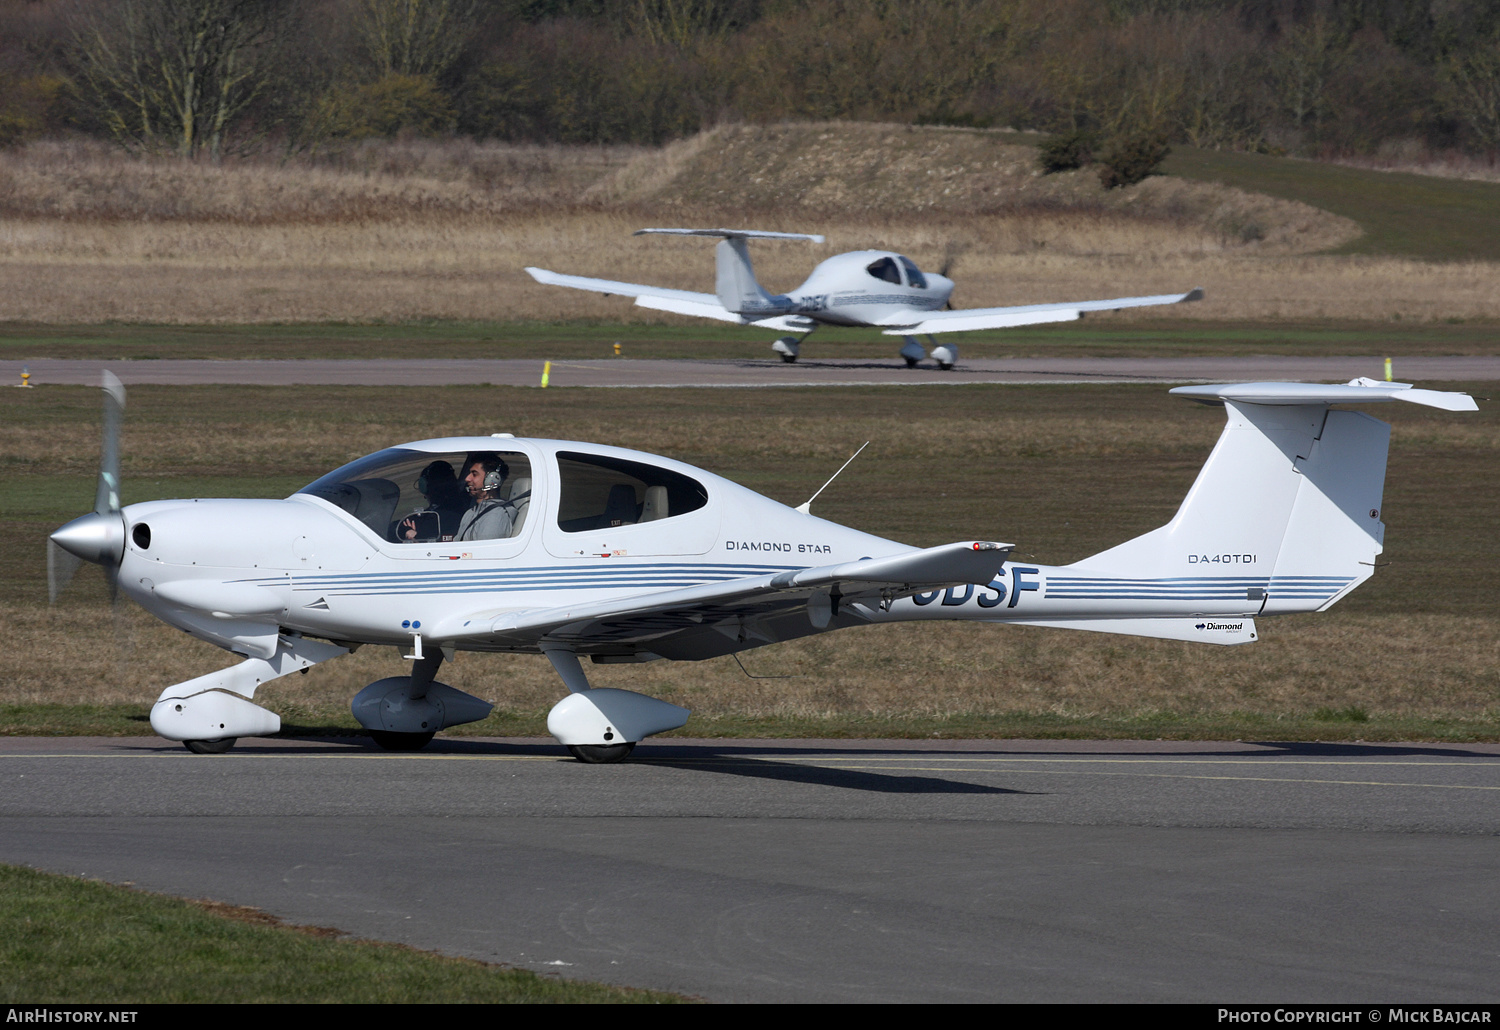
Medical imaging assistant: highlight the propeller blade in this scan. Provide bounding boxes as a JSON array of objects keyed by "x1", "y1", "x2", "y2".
[
  {"x1": 95, "y1": 370, "x2": 125, "y2": 516},
  {"x1": 47, "y1": 538, "x2": 82, "y2": 604}
]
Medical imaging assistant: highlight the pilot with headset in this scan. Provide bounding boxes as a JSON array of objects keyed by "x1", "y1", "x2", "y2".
[{"x1": 457, "y1": 452, "x2": 516, "y2": 541}]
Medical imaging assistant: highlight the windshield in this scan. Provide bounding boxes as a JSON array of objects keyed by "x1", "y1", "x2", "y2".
[{"x1": 298, "y1": 447, "x2": 533, "y2": 542}]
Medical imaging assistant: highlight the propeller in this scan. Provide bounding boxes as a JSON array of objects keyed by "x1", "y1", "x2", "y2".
[
  {"x1": 49, "y1": 371, "x2": 127, "y2": 603},
  {"x1": 938, "y1": 241, "x2": 966, "y2": 279},
  {"x1": 937, "y1": 242, "x2": 967, "y2": 309}
]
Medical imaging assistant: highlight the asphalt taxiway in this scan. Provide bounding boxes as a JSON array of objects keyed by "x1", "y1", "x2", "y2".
[
  {"x1": 3, "y1": 735, "x2": 1497, "y2": 1002},
  {"x1": 5, "y1": 354, "x2": 1500, "y2": 388}
]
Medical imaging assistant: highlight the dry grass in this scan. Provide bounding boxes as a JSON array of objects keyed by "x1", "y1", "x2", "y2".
[
  {"x1": 5, "y1": 228, "x2": 1499, "y2": 324},
  {"x1": 7, "y1": 603, "x2": 1495, "y2": 730},
  {"x1": 5, "y1": 381, "x2": 1495, "y2": 734},
  {"x1": 12, "y1": 125, "x2": 1495, "y2": 326}
]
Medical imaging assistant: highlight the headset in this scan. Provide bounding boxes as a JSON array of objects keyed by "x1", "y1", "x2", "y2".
[{"x1": 466, "y1": 454, "x2": 509, "y2": 494}]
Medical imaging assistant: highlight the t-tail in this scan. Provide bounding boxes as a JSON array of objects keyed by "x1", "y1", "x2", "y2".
[
  {"x1": 634, "y1": 228, "x2": 822, "y2": 317},
  {"x1": 880, "y1": 380, "x2": 1477, "y2": 645}
]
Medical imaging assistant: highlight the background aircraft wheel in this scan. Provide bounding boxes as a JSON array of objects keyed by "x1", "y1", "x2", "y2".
[
  {"x1": 567, "y1": 742, "x2": 635, "y2": 764},
  {"x1": 370, "y1": 730, "x2": 436, "y2": 751},
  {"x1": 183, "y1": 738, "x2": 236, "y2": 755}
]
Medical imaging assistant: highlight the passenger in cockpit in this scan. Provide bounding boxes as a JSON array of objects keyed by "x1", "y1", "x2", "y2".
[
  {"x1": 457, "y1": 453, "x2": 516, "y2": 541},
  {"x1": 398, "y1": 460, "x2": 468, "y2": 541}
]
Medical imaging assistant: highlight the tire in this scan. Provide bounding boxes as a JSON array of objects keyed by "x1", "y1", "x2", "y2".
[
  {"x1": 183, "y1": 738, "x2": 236, "y2": 755},
  {"x1": 370, "y1": 730, "x2": 436, "y2": 752},
  {"x1": 566, "y1": 742, "x2": 635, "y2": 764}
]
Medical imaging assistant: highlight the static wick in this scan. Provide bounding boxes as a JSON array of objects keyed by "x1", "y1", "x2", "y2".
[
  {"x1": 1384, "y1": 357, "x2": 1393, "y2": 382},
  {"x1": 541, "y1": 361, "x2": 551, "y2": 388}
]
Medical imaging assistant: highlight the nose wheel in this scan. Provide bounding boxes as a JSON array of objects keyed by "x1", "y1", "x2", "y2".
[
  {"x1": 567, "y1": 742, "x2": 636, "y2": 764},
  {"x1": 183, "y1": 738, "x2": 237, "y2": 755}
]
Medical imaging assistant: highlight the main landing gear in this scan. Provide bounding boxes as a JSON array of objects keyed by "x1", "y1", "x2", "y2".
[
  {"x1": 771, "y1": 335, "x2": 810, "y2": 363},
  {"x1": 899, "y1": 336, "x2": 959, "y2": 370}
]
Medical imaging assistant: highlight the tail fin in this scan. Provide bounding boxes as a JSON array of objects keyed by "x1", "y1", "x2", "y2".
[
  {"x1": 714, "y1": 237, "x2": 784, "y2": 315},
  {"x1": 1074, "y1": 381, "x2": 1476, "y2": 615},
  {"x1": 633, "y1": 228, "x2": 822, "y2": 317}
]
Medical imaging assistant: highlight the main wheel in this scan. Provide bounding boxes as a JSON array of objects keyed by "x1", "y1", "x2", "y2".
[
  {"x1": 370, "y1": 730, "x2": 436, "y2": 751},
  {"x1": 566, "y1": 742, "x2": 635, "y2": 764},
  {"x1": 779, "y1": 352, "x2": 798, "y2": 364},
  {"x1": 183, "y1": 738, "x2": 236, "y2": 755}
]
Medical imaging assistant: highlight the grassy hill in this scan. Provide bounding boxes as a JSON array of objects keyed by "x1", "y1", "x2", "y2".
[{"x1": 1165, "y1": 147, "x2": 1500, "y2": 262}]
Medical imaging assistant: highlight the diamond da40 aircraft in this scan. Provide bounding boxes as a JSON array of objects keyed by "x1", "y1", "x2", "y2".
[
  {"x1": 50, "y1": 374, "x2": 1474, "y2": 761},
  {"x1": 526, "y1": 228, "x2": 1203, "y2": 368}
]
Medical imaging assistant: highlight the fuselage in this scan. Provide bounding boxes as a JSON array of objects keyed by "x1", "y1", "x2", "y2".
[
  {"x1": 103, "y1": 436, "x2": 1298, "y2": 664},
  {"x1": 780, "y1": 250, "x2": 954, "y2": 327}
]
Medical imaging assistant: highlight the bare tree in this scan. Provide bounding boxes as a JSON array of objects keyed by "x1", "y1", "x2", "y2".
[
  {"x1": 1445, "y1": 43, "x2": 1500, "y2": 154},
  {"x1": 355, "y1": 0, "x2": 478, "y2": 79},
  {"x1": 69, "y1": 0, "x2": 289, "y2": 159}
]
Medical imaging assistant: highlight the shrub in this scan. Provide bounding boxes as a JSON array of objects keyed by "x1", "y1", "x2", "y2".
[
  {"x1": 1097, "y1": 131, "x2": 1171, "y2": 189},
  {"x1": 1037, "y1": 131, "x2": 1096, "y2": 173}
]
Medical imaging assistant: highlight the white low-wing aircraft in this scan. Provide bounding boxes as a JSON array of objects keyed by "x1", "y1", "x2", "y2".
[
  {"x1": 50, "y1": 374, "x2": 1474, "y2": 761},
  {"x1": 526, "y1": 228, "x2": 1203, "y2": 368}
]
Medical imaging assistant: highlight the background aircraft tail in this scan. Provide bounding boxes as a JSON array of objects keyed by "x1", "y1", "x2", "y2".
[
  {"x1": 714, "y1": 236, "x2": 785, "y2": 315},
  {"x1": 1072, "y1": 381, "x2": 1475, "y2": 616},
  {"x1": 633, "y1": 228, "x2": 822, "y2": 317}
]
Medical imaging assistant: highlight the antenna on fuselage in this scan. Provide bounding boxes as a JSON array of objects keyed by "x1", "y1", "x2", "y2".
[{"x1": 796, "y1": 441, "x2": 870, "y2": 515}]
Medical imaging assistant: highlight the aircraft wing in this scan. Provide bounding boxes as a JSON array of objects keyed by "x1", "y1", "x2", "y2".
[
  {"x1": 525, "y1": 266, "x2": 719, "y2": 307},
  {"x1": 529, "y1": 267, "x2": 816, "y2": 331},
  {"x1": 438, "y1": 540, "x2": 1011, "y2": 656},
  {"x1": 878, "y1": 287, "x2": 1204, "y2": 335}
]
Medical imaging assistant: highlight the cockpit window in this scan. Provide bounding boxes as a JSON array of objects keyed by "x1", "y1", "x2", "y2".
[
  {"x1": 898, "y1": 257, "x2": 927, "y2": 289},
  {"x1": 865, "y1": 257, "x2": 903, "y2": 285},
  {"x1": 298, "y1": 447, "x2": 533, "y2": 543},
  {"x1": 556, "y1": 451, "x2": 707, "y2": 533}
]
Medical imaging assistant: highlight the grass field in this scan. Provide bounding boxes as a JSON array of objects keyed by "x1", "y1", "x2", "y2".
[
  {"x1": 1, "y1": 319, "x2": 1499, "y2": 363},
  {"x1": 5, "y1": 380, "x2": 1496, "y2": 743},
  {"x1": 1166, "y1": 147, "x2": 1500, "y2": 262},
  {"x1": 0, "y1": 864, "x2": 687, "y2": 1003},
  {"x1": 5, "y1": 126, "x2": 1500, "y2": 328}
]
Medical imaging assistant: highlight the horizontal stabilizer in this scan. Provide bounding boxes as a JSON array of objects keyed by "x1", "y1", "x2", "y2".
[
  {"x1": 1171, "y1": 380, "x2": 1479, "y2": 411},
  {"x1": 635, "y1": 228, "x2": 825, "y2": 243}
]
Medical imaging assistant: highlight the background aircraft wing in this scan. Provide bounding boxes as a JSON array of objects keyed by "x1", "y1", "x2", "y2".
[
  {"x1": 437, "y1": 540, "x2": 1011, "y2": 657},
  {"x1": 525, "y1": 266, "x2": 719, "y2": 306},
  {"x1": 529, "y1": 268, "x2": 815, "y2": 330},
  {"x1": 878, "y1": 287, "x2": 1203, "y2": 335}
]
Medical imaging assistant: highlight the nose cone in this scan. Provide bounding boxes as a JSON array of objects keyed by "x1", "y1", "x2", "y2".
[
  {"x1": 50, "y1": 511, "x2": 125, "y2": 566},
  {"x1": 927, "y1": 274, "x2": 955, "y2": 301}
]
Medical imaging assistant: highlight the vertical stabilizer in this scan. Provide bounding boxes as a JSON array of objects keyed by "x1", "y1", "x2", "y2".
[
  {"x1": 1073, "y1": 394, "x2": 1395, "y2": 614},
  {"x1": 714, "y1": 237, "x2": 784, "y2": 315}
]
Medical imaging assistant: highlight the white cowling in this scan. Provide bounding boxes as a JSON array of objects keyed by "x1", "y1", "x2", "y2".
[
  {"x1": 150, "y1": 690, "x2": 280, "y2": 741},
  {"x1": 547, "y1": 688, "x2": 690, "y2": 746}
]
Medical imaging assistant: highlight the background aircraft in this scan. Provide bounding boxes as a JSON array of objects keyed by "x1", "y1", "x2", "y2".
[
  {"x1": 50, "y1": 374, "x2": 1473, "y2": 762},
  {"x1": 526, "y1": 228, "x2": 1204, "y2": 368}
]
